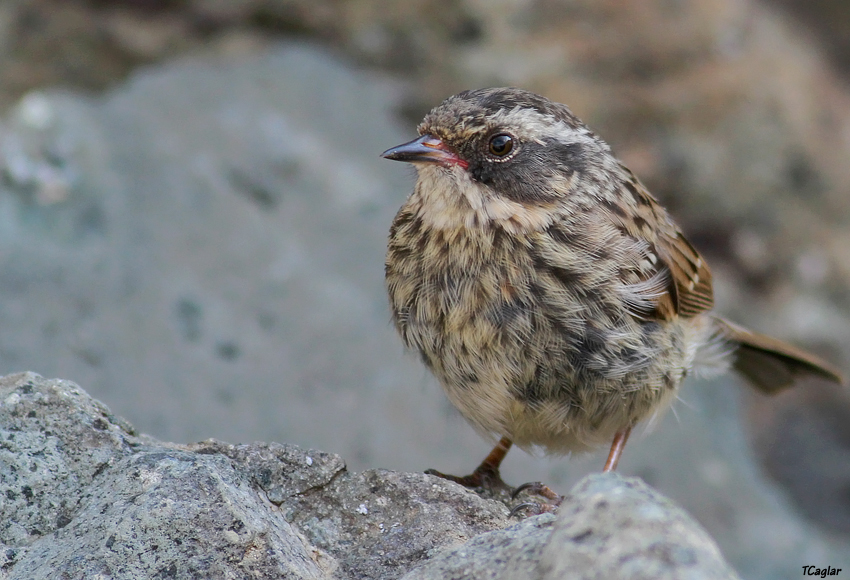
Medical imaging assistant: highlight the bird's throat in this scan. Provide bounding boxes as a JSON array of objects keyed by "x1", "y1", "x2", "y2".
[{"x1": 411, "y1": 165, "x2": 557, "y2": 235}]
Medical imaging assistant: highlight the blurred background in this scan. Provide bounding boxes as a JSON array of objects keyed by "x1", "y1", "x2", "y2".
[{"x1": 0, "y1": 1, "x2": 849, "y2": 577}]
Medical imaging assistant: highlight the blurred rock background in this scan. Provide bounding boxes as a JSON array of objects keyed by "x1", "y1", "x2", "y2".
[{"x1": 0, "y1": 1, "x2": 848, "y2": 578}]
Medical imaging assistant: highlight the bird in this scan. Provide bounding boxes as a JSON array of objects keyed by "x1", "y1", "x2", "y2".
[{"x1": 381, "y1": 87, "x2": 844, "y2": 495}]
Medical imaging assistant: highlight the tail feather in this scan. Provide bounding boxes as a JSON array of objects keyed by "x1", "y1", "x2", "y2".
[{"x1": 713, "y1": 317, "x2": 845, "y2": 394}]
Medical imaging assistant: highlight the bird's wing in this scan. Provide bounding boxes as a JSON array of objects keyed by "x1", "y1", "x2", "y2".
[
  {"x1": 654, "y1": 226, "x2": 714, "y2": 318},
  {"x1": 604, "y1": 166, "x2": 714, "y2": 321}
]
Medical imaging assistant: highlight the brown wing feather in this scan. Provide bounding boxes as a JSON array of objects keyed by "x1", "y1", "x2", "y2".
[
  {"x1": 657, "y1": 231, "x2": 714, "y2": 317},
  {"x1": 615, "y1": 169, "x2": 714, "y2": 321}
]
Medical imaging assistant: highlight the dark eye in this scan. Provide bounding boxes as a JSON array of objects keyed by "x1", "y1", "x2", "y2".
[{"x1": 488, "y1": 133, "x2": 514, "y2": 157}]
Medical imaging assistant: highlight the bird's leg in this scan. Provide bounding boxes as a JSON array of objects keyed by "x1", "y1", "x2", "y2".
[
  {"x1": 511, "y1": 425, "x2": 635, "y2": 517},
  {"x1": 602, "y1": 426, "x2": 632, "y2": 472},
  {"x1": 426, "y1": 436, "x2": 513, "y2": 493}
]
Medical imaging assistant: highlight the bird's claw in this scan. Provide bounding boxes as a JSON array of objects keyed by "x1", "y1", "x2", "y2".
[{"x1": 508, "y1": 481, "x2": 562, "y2": 516}]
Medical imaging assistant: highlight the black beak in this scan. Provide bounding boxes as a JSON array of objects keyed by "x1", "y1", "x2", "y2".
[{"x1": 381, "y1": 134, "x2": 463, "y2": 166}]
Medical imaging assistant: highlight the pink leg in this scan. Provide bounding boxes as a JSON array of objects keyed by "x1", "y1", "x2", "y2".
[{"x1": 603, "y1": 426, "x2": 632, "y2": 472}]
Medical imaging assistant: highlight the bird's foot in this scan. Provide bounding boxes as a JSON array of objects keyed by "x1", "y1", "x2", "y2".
[
  {"x1": 508, "y1": 481, "x2": 563, "y2": 517},
  {"x1": 425, "y1": 461, "x2": 512, "y2": 498},
  {"x1": 425, "y1": 437, "x2": 515, "y2": 500}
]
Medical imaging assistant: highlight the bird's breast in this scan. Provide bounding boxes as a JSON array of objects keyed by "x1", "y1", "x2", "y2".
[
  {"x1": 386, "y1": 210, "x2": 523, "y2": 350},
  {"x1": 386, "y1": 204, "x2": 697, "y2": 450}
]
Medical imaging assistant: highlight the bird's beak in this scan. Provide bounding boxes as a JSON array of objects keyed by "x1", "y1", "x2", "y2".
[{"x1": 381, "y1": 134, "x2": 465, "y2": 167}]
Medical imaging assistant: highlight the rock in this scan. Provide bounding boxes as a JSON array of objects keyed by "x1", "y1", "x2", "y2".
[
  {"x1": 1, "y1": 372, "x2": 744, "y2": 579},
  {"x1": 403, "y1": 476, "x2": 741, "y2": 580},
  {"x1": 538, "y1": 476, "x2": 739, "y2": 580},
  {"x1": 12, "y1": 450, "x2": 332, "y2": 579},
  {"x1": 400, "y1": 514, "x2": 558, "y2": 580},
  {"x1": 0, "y1": 372, "x2": 508, "y2": 578}
]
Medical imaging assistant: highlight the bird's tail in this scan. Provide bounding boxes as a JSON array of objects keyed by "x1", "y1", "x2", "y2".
[{"x1": 712, "y1": 316, "x2": 844, "y2": 393}]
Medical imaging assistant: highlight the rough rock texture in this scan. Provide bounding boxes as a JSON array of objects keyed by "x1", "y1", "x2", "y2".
[
  {"x1": 538, "y1": 477, "x2": 738, "y2": 580},
  {"x1": 403, "y1": 475, "x2": 741, "y2": 580},
  {"x1": 0, "y1": 372, "x2": 743, "y2": 579},
  {"x1": 0, "y1": 372, "x2": 508, "y2": 579}
]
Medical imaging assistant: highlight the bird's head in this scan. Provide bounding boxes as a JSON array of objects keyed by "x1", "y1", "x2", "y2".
[{"x1": 382, "y1": 87, "x2": 617, "y2": 214}]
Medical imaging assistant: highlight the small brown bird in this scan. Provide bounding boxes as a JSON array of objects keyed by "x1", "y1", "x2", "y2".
[{"x1": 382, "y1": 87, "x2": 843, "y2": 493}]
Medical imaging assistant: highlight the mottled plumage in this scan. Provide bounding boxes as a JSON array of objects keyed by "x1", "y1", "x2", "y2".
[{"x1": 382, "y1": 87, "x2": 843, "y2": 486}]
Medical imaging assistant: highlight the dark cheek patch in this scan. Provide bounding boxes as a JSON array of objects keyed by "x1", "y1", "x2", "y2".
[
  {"x1": 469, "y1": 140, "x2": 587, "y2": 203},
  {"x1": 545, "y1": 141, "x2": 587, "y2": 174}
]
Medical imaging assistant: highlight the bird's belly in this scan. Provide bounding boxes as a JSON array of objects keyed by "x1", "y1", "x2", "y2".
[
  {"x1": 434, "y1": 318, "x2": 684, "y2": 453},
  {"x1": 390, "y1": 263, "x2": 691, "y2": 453}
]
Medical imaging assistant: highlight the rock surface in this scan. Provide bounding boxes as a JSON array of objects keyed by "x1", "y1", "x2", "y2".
[
  {"x1": 1, "y1": 372, "x2": 741, "y2": 579},
  {"x1": 403, "y1": 475, "x2": 741, "y2": 580}
]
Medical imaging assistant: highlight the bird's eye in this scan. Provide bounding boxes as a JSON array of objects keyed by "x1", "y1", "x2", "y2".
[{"x1": 488, "y1": 134, "x2": 514, "y2": 157}]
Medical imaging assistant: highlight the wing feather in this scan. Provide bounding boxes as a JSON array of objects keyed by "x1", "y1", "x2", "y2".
[{"x1": 614, "y1": 169, "x2": 714, "y2": 320}]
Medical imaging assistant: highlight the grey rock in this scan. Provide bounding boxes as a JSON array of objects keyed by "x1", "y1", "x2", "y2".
[
  {"x1": 280, "y1": 469, "x2": 507, "y2": 579},
  {"x1": 400, "y1": 515, "x2": 557, "y2": 580},
  {"x1": 187, "y1": 441, "x2": 511, "y2": 579},
  {"x1": 539, "y1": 475, "x2": 738, "y2": 580},
  {"x1": 401, "y1": 476, "x2": 740, "y2": 580},
  {"x1": 0, "y1": 372, "x2": 141, "y2": 548},
  {"x1": 11, "y1": 450, "x2": 330, "y2": 579},
  {"x1": 189, "y1": 439, "x2": 347, "y2": 504},
  {"x1": 1, "y1": 372, "x2": 746, "y2": 579},
  {"x1": 0, "y1": 372, "x2": 509, "y2": 579}
]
